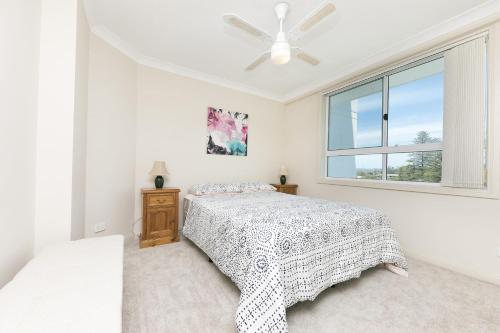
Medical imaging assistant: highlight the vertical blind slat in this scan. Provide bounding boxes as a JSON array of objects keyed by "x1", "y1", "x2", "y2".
[{"x1": 442, "y1": 37, "x2": 486, "y2": 189}]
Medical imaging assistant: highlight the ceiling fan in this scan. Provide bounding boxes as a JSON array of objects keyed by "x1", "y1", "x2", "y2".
[{"x1": 223, "y1": 2, "x2": 336, "y2": 71}]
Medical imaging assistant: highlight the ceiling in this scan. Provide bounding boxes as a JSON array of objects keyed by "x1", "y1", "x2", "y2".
[{"x1": 84, "y1": 0, "x2": 499, "y2": 102}]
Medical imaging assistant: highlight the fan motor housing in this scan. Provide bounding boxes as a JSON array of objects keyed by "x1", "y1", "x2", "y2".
[{"x1": 274, "y1": 2, "x2": 289, "y2": 20}]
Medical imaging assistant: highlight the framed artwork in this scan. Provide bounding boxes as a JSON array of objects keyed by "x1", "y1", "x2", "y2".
[{"x1": 207, "y1": 107, "x2": 248, "y2": 156}]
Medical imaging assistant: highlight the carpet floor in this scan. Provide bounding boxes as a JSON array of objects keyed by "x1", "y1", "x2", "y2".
[{"x1": 123, "y1": 240, "x2": 500, "y2": 333}]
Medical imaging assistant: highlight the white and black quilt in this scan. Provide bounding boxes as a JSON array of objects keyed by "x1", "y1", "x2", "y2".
[{"x1": 183, "y1": 192, "x2": 407, "y2": 333}]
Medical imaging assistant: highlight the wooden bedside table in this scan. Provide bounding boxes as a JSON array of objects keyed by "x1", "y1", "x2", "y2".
[
  {"x1": 271, "y1": 184, "x2": 298, "y2": 195},
  {"x1": 141, "y1": 188, "x2": 180, "y2": 248}
]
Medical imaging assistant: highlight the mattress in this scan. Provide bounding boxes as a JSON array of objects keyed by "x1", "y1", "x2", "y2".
[
  {"x1": 183, "y1": 193, "x2": 196, "y2": 220},
  {"x1": 183, "y1": 191, "x2": 407, "y2": 333}
]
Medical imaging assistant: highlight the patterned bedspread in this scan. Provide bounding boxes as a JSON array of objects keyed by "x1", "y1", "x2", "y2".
[{"x1": 183, "y1": 192, "x2": 407, "y2": 333}]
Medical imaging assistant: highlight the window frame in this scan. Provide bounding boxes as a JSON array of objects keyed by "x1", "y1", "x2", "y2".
[
  {"x1": 317, "y1": 30, "x2": 499, "y2": 199},
  {"x1": 325, "y1": 53, "x2": 444, "y2": 182}
]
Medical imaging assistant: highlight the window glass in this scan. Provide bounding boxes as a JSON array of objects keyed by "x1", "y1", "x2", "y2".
[
  {"x1": 388, "y1": 58, "x2": 444, "y2": 146},
  {"x1": 387, "y1": 151, "x2": 442, "y2": 183},
  {"x1": 327, "y1": 155, "x2": 382, "y2": 180},
  {"x1": 324, "y1": 44, "x2": 487, "y2": 187},
  {"x1": 328, "y1": 79, "x2": 383, "y2": 150}
]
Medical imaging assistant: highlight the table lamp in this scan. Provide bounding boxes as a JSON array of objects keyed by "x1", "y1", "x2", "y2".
[{"x1": 149, "y1": 161, "x2": 169, "y2": 189}]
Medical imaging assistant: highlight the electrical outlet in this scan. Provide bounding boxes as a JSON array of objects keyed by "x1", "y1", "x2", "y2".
[{"x1": 94, "y1": 222, "x2": 106, "y2": 233}]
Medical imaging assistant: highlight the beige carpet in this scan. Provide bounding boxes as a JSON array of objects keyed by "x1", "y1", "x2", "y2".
[{"x1": 123, "y1": 240, "x2": 500, "y2": 333}]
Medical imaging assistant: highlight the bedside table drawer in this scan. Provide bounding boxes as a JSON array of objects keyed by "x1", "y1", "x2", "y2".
[
  {"x1": 271, "y1": 184, "x2": 298, "y2": 195},
  {"x1": 148, "y1": 194, "x2": 175, "y2": 207}
]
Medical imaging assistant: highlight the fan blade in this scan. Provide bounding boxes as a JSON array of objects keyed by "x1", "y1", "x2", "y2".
[
  {"x1": 245, "y1": 52, "x2": 270, "y2": 71},
  {"x1": 293, "y1": 48, "x2": 320, "y2": 66},
  {"x1": 299, "y1": 2, "x2": 336, "y2": 32},
  {"x1": 289, "y1": 2, "x2": 336, "y2": 40},
  {"x1": 223, "y1": 14, "x2": 273, "y2": 43}
]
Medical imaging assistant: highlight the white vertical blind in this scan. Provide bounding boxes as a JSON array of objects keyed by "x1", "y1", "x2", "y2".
[{"x1": 442, "y1": 37, "x2": 486, "y2": 189}]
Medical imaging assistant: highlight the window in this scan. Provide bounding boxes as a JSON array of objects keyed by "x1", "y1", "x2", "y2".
[
  {"x1": 388, "y1": 58, "x2": 444, "y2": 147},
  {"x1": 328, "y1": 79, "x2": 383, "y2": 150},
  {"x1": 326, "y1": 56, "x2": 445, "y2": 183},
  {"x1": 327, "y1": 155, "x2": 383, "y2": 180},
  {"x1": 322, "y1": 34, "x2": 495, "y2": 197}
]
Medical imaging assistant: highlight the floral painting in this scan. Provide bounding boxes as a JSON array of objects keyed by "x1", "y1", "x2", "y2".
[{"x1": 207, "y1": 107, "x2": 248, "y2": 156}]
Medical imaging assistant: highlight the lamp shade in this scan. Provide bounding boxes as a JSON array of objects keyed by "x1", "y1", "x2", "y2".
[
  {"x1": 280, "y1": 165, "x2": 289, "y2": 176},
  {"x1": 149, "y1": 161, "x2": 169, "y2": 176}
]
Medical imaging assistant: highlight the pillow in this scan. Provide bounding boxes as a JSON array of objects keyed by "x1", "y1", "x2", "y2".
[
  {"x1": 239, "y1": 182, "x2": 276, "y2": 193},
  {"x1": 189, "y1": 182, "x2": 277, "y2": 195},
  {"x1": 189, "y1": 183, "x2": 242, "y2": 196}
]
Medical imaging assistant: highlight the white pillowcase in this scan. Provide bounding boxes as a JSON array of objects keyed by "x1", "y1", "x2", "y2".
[
  {"x1": 239, "y1": 182, "x2": 277, "y2": 193},
  {"x1": 189, "y1": 182, "x2": 276, "y2": 195},
  {"x1": 189, "y1": 183, "x2": 242, "y2": 196}
]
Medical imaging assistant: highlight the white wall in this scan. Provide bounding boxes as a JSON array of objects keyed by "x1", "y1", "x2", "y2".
[
  {"x1": 1, "y1": 0, "x2": 92, "y2": 285},
  {"x1": 284, "y1": 39, "x2": 500, "y2": 285},
  {"x1": 34, "y1": 0, "x2": 79, "y2": 253},
  {"x1": 134, "y1": 66, "x2": 286, "y2": 234},
  {"x1": 0, "y1": 0, "x2": 41, "y2": 287},
  {"x1": 85, "y1": 34, "x2": 138, "y2": 238},
  {"x1": 71, "y1": 0, "x2": 90, "y2": 240}
]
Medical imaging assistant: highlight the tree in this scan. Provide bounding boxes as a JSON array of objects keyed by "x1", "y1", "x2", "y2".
[{"x1": 397, "y1": 131, "x2": 442, "y2": 183}]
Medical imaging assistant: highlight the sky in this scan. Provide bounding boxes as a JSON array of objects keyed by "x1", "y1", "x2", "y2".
[
  {"x1": 331, "y1": 71, "x2": 444, "y2": 170},
  {"x1": 355, "y1": 73, "x2": 443, "y2": 147}
]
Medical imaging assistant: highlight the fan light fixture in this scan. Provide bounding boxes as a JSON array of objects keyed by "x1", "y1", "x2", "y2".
[
  {"x1": 271, "y1": 32, "x2": 291, "y2": 64},
  {"x1": 270, "y1": 3, "x2": 291, "y2": 65}
]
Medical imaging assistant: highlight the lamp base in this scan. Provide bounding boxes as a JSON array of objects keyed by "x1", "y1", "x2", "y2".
[
  {"x1": 280, "y1": 175, "x2": 286, "y2": 185},
  {"x1": 155, "y1": 175, "x2": 164, "y2": 189}
]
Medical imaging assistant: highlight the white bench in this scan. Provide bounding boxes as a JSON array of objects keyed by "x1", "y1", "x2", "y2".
[{"x1": 0, "y1": 235, "x2": 124, "y2": 333}]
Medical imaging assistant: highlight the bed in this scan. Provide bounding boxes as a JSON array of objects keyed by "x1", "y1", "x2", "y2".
[{"x1": 183, "y1": 185, "x2": 407, "y2": 333}]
